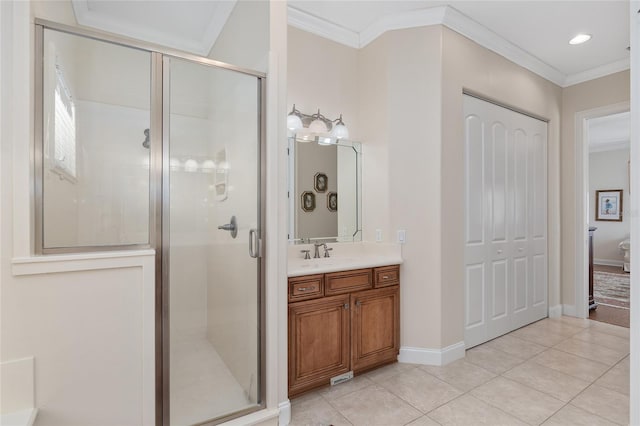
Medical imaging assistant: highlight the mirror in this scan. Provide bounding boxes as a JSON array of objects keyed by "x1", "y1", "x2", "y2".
[{"x1": 288, "y1": 137, "x2": 362, "y2": 243}]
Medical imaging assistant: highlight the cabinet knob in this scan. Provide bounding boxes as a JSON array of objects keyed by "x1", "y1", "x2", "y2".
[
  {"x1": 382, "y1": 275, "x2": 389, "y2": 279},
  {"x1": 355, "y1": 300, "x2": 362, "y2": 306},
  {"x1": 343, "y1": 303, "x2": 349, "y2": 310},
  {"x1": 298, "y1": 287, "x2": 309, "y2": 292}
]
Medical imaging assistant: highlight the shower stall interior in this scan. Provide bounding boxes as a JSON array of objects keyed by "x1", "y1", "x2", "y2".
[{"x1": 35, "y1": 20, "x2": 265, "y2": 426}]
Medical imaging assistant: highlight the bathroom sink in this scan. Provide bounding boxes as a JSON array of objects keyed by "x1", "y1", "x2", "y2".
[
  {"x1": 287, "y1": 242, "x2": 404, "y2": 277},
  {"x1": 297, "y1": 257, "x2": 355, "y2": 269}
]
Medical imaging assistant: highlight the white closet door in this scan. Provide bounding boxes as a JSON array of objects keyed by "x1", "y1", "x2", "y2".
[{"x1": 464, "y1": 95, "x2": 547, "y2": 349}]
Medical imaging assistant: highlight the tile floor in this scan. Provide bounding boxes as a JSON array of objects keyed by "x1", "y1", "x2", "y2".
[{"x1": 290, "y1": 316, "x2": 630, "y2": 426}]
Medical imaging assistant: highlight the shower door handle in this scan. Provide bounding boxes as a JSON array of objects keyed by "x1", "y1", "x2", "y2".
[
  {"x1": 218, "y1": 215, "x2": 238, "y2": 239},
  {"x1": 249, "y1": 228, "x2": 262, "y2": 258}
]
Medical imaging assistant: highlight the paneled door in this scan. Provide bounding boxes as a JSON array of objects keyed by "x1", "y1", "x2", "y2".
[{"x1": 463, "y1": 94, "x2": 548, "y2": 349}]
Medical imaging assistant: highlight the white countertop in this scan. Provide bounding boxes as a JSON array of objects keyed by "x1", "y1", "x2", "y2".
[{"x1": 288, "y1": 242, "x2": 403, "y2": 277}]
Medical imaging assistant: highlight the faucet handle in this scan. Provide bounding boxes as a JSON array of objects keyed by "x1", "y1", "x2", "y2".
[
  {"x1": 324, "y1": 246, "x2": 333, "y2": 258},
  {"x1": 300, "y1": 249, "x2": 311, "y2": 260}
]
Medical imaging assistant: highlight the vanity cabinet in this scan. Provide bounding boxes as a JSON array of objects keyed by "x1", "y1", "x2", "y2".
[{"x1": 288, "y1": 265, "x2": 400, "y2": 397}]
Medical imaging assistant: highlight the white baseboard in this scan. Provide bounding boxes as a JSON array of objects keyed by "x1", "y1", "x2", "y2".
[
  {"x1": 398, "y1": 341, "x2": 465, "y2": 366},
  {"x1": 562, "y1": 304, "x2": 578, "y2": 317},
  {"x1": 594, "y1": 259, "x2": 624, "y2": 267},
  {"x1": 278, "y1": 400, "x2": 291, "y2": 426},
  {"x1": 548, "y1": 305, "x2": 562, "y2": 318}
]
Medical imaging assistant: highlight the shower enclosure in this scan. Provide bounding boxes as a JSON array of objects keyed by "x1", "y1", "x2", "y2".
[{"x1": 35, "y1": 20, "x2": 265, "y2": 426}]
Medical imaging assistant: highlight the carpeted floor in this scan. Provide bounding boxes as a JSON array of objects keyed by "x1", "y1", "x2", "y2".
[
  {"x1": 593, "y1": 270, "x2": 630, "y2": 309},
  {"x1": 590, "y1": 264, "x2": 630, "y2": 328}
]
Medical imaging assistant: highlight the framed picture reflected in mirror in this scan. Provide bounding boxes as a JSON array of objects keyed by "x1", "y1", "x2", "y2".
[
  {"x1": 314, "y1": 172, "x2": 328, "y2": 193},
  {"x1": 301, "y1": 191, "x2": 316, "y2": 212},
  {"x1": 327, "y1": 192, "x2": 337, "y2": 212}
]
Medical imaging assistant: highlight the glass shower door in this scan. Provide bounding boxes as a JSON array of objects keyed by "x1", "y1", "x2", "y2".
[{"x1": 165, "y1": 56, "x2": 262, "y2": 425}]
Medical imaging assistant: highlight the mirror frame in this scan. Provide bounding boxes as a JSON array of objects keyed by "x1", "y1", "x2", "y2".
[{"x1": 287, "y1": 136, "x2": 362, "y2": 244}]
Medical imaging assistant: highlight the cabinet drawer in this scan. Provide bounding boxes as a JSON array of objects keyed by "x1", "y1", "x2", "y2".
[
  {"x1": 325, "y1": 269, "x2": 372, "y2": 295},
  {"x1": 289, "y1": 275, "x2": 324, "y2": 302},
  {"x1": 374, "y1": 265, "x2": 400, "y2": 288}
]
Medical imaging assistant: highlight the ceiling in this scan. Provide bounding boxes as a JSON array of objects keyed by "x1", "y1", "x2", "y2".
[
  {"x1": 70, "y1": 1, "x2": 630, "y2": 88},
  {"x1": 588, "y1": 111, "x2": 630, "y2": 153},
  {"x1": 71, "y1": 0, "x2": 237, "y2": 56},
  {"x1": 288, "y1": 0, "x2": 630, "y2": 87}
]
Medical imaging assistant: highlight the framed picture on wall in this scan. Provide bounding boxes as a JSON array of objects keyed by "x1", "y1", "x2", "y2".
[
  {"x1": 314, "y1": 172, "x2": 328, "y2": 193},
  {"x1": 595, "y1": 189, "x2": 623, "y2": 221}
]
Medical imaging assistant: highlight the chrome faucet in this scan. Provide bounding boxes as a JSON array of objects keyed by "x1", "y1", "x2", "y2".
[
  {"x1": 313, "y1": 243, "x2": 323, "y2": 259},
  {"x1": 323, "y1": 243, "x2": 333, "y2": 258}
]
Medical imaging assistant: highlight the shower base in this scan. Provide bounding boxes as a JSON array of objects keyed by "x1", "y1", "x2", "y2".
[{"x1": 170, "y1": 334, "x2": 249, "y2": 426}]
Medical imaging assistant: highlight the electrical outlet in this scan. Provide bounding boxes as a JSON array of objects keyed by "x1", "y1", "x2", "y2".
[
  {"x1": 397, "y1": 230, "x2": 406, "y2": 244},
  {"x1": 375, "y1": 229, "x2": 382, "y2": 242}
]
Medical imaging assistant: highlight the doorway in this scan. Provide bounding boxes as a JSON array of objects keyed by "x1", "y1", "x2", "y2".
[
  {"x1": 583, "y1": 111, "x2": 631, "y2": 328},
  {"x1": 575, "y1": 102, "x2": 631, "y2": 327}
]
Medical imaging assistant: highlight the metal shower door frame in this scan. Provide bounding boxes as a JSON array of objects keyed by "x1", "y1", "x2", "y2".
[{"x1": 158, "y1": 54, "x2": 267, "y2": 426}]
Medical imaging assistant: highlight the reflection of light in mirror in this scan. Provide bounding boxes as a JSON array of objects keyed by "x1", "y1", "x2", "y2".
[
  {"x1": 296, "y1": 128, "x2": 312, "y2": 142},
  {"x1": 170, "y1": 158, "x2": 181, "y2": 170},
  {"x1": 201, "y1": 160, "x2": 216, "y2": 172},
  {"x1": 317, "y1": 136, "x2": 334, "y2": 145},
  {"x1": 184, "y1": 159, "x2": 198, "y2": 172},
  {"x1": 218, "y1": 161, "x2": 230, "y2": 170}
]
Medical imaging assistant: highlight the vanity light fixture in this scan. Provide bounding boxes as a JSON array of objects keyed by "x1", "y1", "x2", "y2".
[
  {"x1": 569, "y1": 33, "x2": 591, "y2": 45},
  {"x1": 287, "y1": 105, "x2": 350, "y2": 144},
  {"x1": 330, "y1": 114, "x2": 349, "y2": 140}
]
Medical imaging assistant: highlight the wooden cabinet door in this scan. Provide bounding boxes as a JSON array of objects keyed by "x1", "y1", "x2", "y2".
[
  {"x1": 288, "y1": 294, "x2": 350, "y2": 396},
  {"x1": 351, "y1": 286, "x2": 399, "y2": 373}
]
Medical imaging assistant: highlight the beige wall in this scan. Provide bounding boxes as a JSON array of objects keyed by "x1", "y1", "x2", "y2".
[
  {"x1": 378, "y1": 27, "x2": 444, "y2": 349},
  {"x1": 357, "y1": 34, "x2": 391, "y2": 244},
  {"x1": 209, "y1": 0, "x2": 269, "y2": 73},
  {"x1": 560, "y1": 70, "x2": 630, "y2": 306}
]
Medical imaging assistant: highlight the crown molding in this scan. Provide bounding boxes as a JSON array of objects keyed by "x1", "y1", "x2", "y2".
[
  {"x1": 564, "y1": 57, "x2": 631, "y2": 87},
  {"x1": 287, "y1": 4, "x2": 629, "y2": 88},
  {"x1": 359, "y1": 6, "x2": 447, "y2": 47},
  {"x1": 287, "y1": 6, "x2": 359, "y2": 49},
  {"x1": 440, "y1": 7, "x2": 566, "y2": 86},
  {"x1": 71, "y1": 0, "x2": 235, "y2": 56}
]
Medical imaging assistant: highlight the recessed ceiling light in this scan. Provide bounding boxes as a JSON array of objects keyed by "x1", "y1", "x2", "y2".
[{"x1": 569, "y1": 34, "x2": 592, "y2": 45}]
